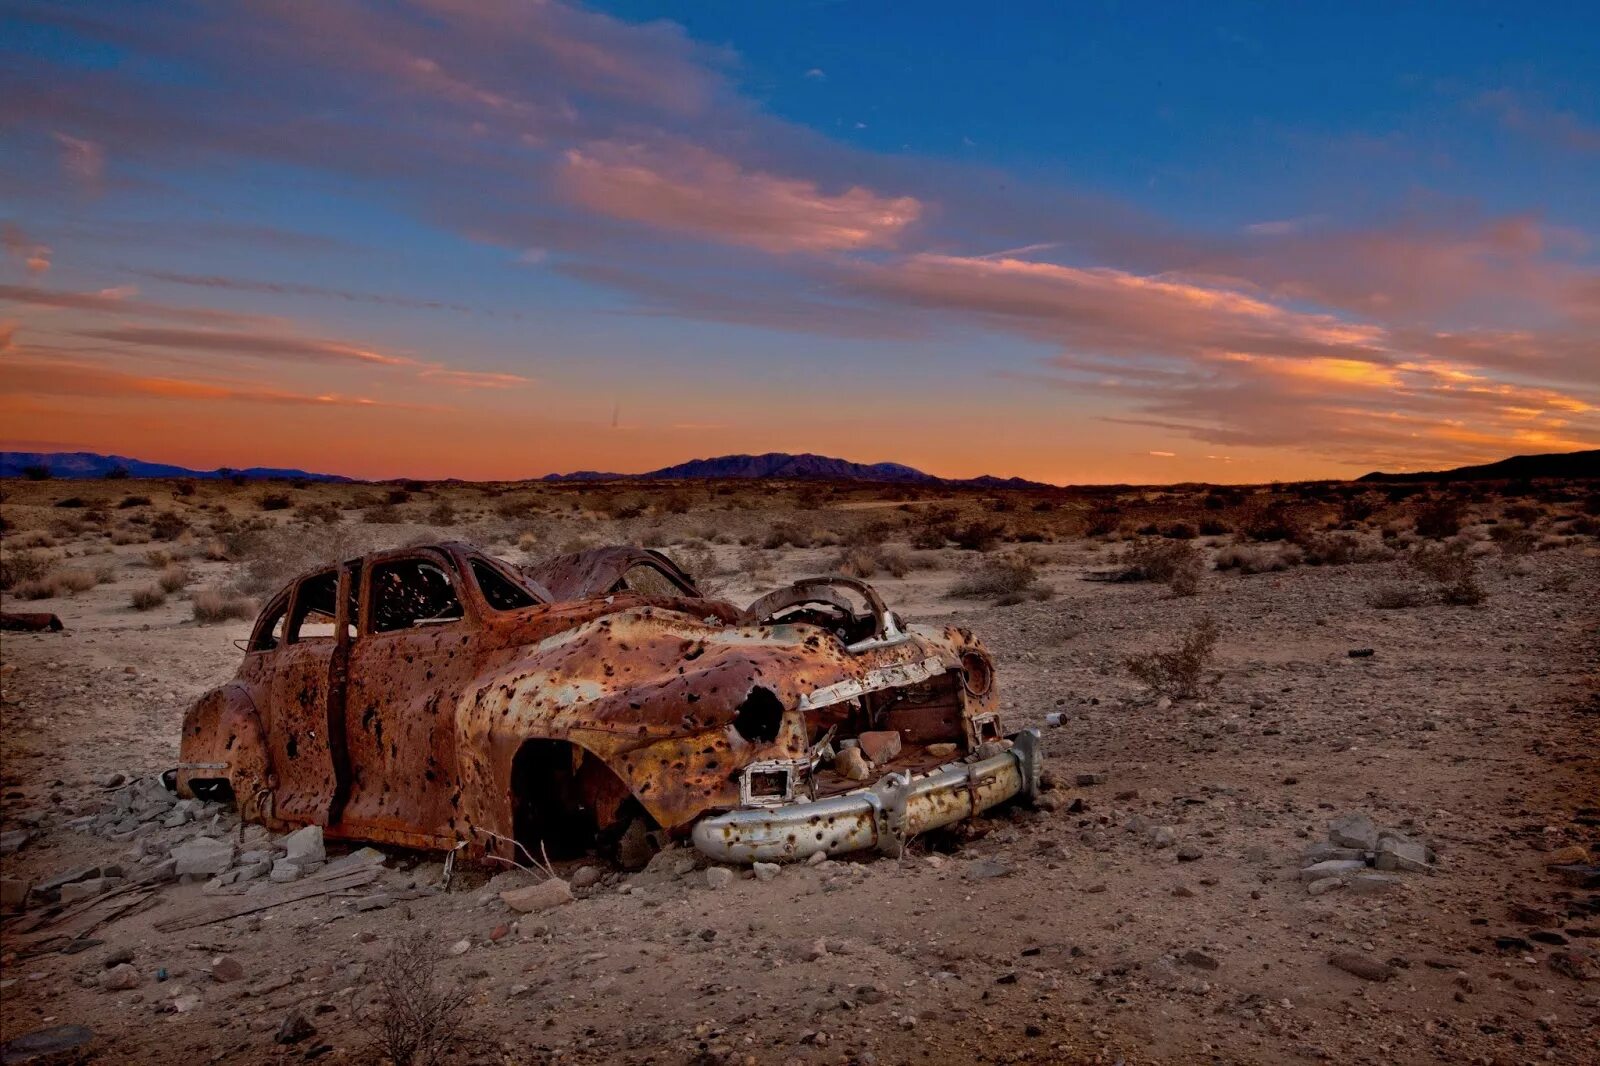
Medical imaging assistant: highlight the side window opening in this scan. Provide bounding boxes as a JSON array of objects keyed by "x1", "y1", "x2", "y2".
[
  {"x1": 370, "y1": 558, "x2": 465, "y2": 633},
  {"x1": 472, "y1": 559, "x2": 537, "y2": 611},
  {"x1": 288, "y1": 570, "x2": 342, "y2": 643},
  {"x1": 620, "y1": 562, "x2": 692, "y2": 599},
  {"x1": 251, "y1": 596, "x2": 288, "y2": 651}
]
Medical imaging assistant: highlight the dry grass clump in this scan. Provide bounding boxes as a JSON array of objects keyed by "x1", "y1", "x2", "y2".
[
  {"x1": 1487, "y1": 523, "x2": 1537, "y2": 555},
  {"x1": 833, "y1": 544, "x2": 917, "y2": 579},
  {"x1": 259, "y1": 492, "x2": 293, "y2": 511},
  {"x1": 1, "y1": 549, "x2": 52, "y2": 591},
  {"x1": 761, "y1": 521, "x2": 817, "y2": 549},
  {"x1": 192, "y1": 588, "x2": 258, "y2": 624},
  {"x1": 1410, "y1": 543, "x2": 1485, "y2": 605},
  {"x1": 1413, "y1": 497, "x2": 1464, "y2": 539},
  {"x1": 357, "y1": 932, "x2": 481, "y2": 1066},
  {"x1": 949, "y1": 554, "x2": 1050, "y2": 605},
  {"x1": 1213, "y1": 543, "x2": 1301, "y2": 574},
  {"x1": 952, "y1": 520, "x2": 1004, "y2": 552},
  {"x1": 1368, "y1": 583, "x2": 1425, "y2": 609},
  {"x1": 1300, "y1": 532, "x2": 1389, "y2": 566},
  {"x1": 157, "y1": 564, "x2": 192, "y2": 593},
  {"x1": 7, "y1": 566, "x2": 100, "y2": 600},
  {"x1": 1117, "y1": 538, "x2": 1204, "y2": 595},
  {"x1": 129, "y1": 585, "x2": 167, "y2": 611},
  {"x1": 1125, "y1": 615, "x2": 1219, "y2": 701}
]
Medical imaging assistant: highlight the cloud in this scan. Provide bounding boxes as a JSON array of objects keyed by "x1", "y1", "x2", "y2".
[
  {"x1": 559, "y1": 140, "x2": 922, "y2": 252},
  {"x1": 418, "y1": 367, "x2": 532, "y2": 389},
  {"x1": 75, "y1": 326, "x2": 414, "y2": 367},
  {"x1": 134, "y1": 270, "x2": 492, "y2": 316},
  {"x1": 0, "y1": 283, "x2": 262, "y2": 325},
  {"x1": 51, "y1": 132, "x2": 104, "y2": 184},
  {"x1": 1, "y1": 224, "x2": 51, "y2": 273},
  {"x1": 0, "y1": 356, "x2": 428, "y2": 409},
  {"x1": 1476, "y1": 90, "x2": 1600, "y2": 154}
]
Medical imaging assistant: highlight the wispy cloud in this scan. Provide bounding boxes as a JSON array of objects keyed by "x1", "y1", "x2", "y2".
[
  {"x1": 75, "y1": 326, "x2": 414, "y2": 367},
  {"x1": 1475, "y1": 89, "x2": 1600, "y2": 154},
  {"x1": 1, "y1": 224, "x2": 51, "y2": 274},
  {"x1": 133, "y1": 270, "x2": 493, "y2": 316}
]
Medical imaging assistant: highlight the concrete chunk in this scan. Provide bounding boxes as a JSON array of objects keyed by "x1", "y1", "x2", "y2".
[
  {"x1": 1374, "y1": 835, "x2": 1433, "y2": 873},
  {"x1": 1299, "y1": 859, "x2": 1367, "y2": 882},
  {"x1": 501, "y1": 878, "x2": 572, "y2": 912},
  {"x1": 1328, "y1": 813, "x2": 1379, "y2": 851},
  {"x1": 173, "y1": 838, "x2": 235, "y2": 877},
  {"x1": 281, "y1": 825, "x2": 325, "y2": 868}
]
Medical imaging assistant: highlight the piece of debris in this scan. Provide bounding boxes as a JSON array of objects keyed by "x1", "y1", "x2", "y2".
[
  {"x1": 172, "y1": 838, "x2": 234, "y2": 877},
  {"x1": 834, "y1": 746, "x2": 874, "y2": 782},
  {"x1": 99, "y1": 964, "x2": 141, "y2": 991},
  {"x1": 1347, "y1": 648, "x2": 1375, "y2": 658},
  {"x1": 1328, "y1": 813, "x2": 1379, "y2": 851},
  {"x1": 210, "y1": 955, "x2": 245, "y2": 983},
  {"x1": 274, "y1": 1012, "x2": 315, "y2": 1045},
  {"x1": 752, "y1": 862, "x2": 781, "y2": 883},
  {"x1": 0, "y1": 1025, "x2": 94, "y2": 1062},
  {"x1": 1329, "y1": 952, "x2": 1395, "y2": 982},
  {"x1": 282, "y1": 825, "x2": 326, "y2": 868},
  {"x1": 500, "y1": 878, "x2": 572, "y2": 913},
  {"x1": 857, "y1": 730, "x2": 902, "y2": 763},
  {"x1": 155, "y1": 865, "x2": 380, "y2": 933},
  {"x1": 0, "y1": 612, "x2": 64, "y2": 633}
]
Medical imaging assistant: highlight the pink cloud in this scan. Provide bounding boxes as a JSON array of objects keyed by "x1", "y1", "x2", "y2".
[
  {"x1": 1, "y1": 224, "x2": 51, "y2": 274},
  {"x1": 560, "y1": 140, "x2": 921, "y2": 253},
  {"x1": 76, "y1": 326, "x2": 415, "y2": 367}
]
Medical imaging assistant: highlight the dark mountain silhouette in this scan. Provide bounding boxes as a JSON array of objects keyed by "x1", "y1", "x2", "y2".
[
  {"x1": 1358, "y1": 448, "x2": 1598, "y2": 483},
  {"x1": 541, "y1": 451, "x2": 1055, "y2": 488},
  {"x1": 0, "y1": 451, "x2": 352, "y2": 482}
]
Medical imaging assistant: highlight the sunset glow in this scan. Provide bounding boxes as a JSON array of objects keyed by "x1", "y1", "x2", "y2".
[{"x1": 2, "y1": 3, "x2": 1596, "y2": 482}]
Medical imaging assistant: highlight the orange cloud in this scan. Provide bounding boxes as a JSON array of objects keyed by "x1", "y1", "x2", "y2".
[
  {"x1": 418, "y1": 367, "x2": 532, "y2": 389},
  {"x1": 0, "y1": 356, "x2": 430, "y2": 409},
  {"x1": 1, "y1": 224, "x2": 51, "y2": 274},
  {"x1": 76, "y1": 326, "x2": 414, "y2": 367},
  {"x1": 560, "y1": 140, "x2": 921, "y2": 252}
]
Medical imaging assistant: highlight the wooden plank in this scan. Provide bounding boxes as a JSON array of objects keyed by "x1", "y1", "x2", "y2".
[{"x1": 154, "y1": 866, "x2": 380, "y2": 933}]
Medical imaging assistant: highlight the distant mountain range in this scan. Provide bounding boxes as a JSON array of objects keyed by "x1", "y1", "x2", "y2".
[
  {"x1": 0, "y1": 451, "x2": 352, "y2": 482},
  {"x1": 542, "y1": 452, "x2": 1054, "y2": 488},
  {"x1": 1359, "y1": 448, "x2": 1599, "y2": 483}
]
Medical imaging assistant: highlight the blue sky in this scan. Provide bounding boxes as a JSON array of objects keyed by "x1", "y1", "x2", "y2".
[{"x1": 2, "y1": 1, "x2": 1596, "y2": 481}]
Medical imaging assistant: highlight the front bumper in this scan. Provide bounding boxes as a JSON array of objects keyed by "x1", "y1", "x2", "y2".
[{"x1": 690, "y1": 729, "x2": 1042, "y2": 863}]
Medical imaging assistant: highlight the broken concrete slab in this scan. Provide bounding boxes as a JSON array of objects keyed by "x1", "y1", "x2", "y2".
[
  {"x1": 173, "y1": 838, "x2": 234, "y2": 877},
  {"x1": 1328, "y1": 812, "x2": 1379, "y2": 851},
  {"x1": 1299, "y1": 859, "x2": 1367, "y2": 882}
]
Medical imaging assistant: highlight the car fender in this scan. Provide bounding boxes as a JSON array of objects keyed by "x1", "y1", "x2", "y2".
[{"x1": 177, "y1": 683, "x2": 274, "y2": 823}]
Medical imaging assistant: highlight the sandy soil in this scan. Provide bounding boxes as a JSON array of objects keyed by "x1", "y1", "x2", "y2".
[{"x1": 2, "y1": 479, "x2": 1597, "y2": 1065}]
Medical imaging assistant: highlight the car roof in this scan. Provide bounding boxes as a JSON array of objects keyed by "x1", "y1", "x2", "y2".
[{"x1": 523, "y1": 545, "x2": 701, "y2": 601}]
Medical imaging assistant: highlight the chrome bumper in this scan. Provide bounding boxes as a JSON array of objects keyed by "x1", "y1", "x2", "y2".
[{"x1": 691, "y1": 729, "x2": 1042, "y2": 863}]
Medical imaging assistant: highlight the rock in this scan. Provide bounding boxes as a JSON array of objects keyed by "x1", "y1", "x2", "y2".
[
  {"x1": 1181, "y1": 949, "x2": 1219, "y2": 970},
  {"x1": 807, "y1": 850, "x2": 827, "y2": 866},
  {"x1": 235, "y1": 860, "x2": 271, "y2": 882},
  {"x1": 1176, "y1": 845, "x2": 1203, "y2": 862},
  {"x1": 1329, "y1": 952, "x2": 1395, "y2": 982},
  {"x1": 448, "y1": 939, "x2": 472, "y2": 957},
  {"x1": 1347, "y1": 873, "x2": 1403, "y2": 894},
  {"x1": 1306, "y1": 877, "x2": 1343, "y2": 896},
  {"x1": 1300, "y1": 859, "x2": 1367, "y2": 882},
  {"x1": 281, "y1": 825, "x2": 325, "y2": 868},
  {"x1": 1149, "y1": 826, "x2": 1176, "y2": 848},
  {"x1": 98, "y1": 772, "x2": 129, "y2": 788},
  {"x1": 925, "y1": 743, "x2": 959, "y2": 758},
  {"x1": 0, "y1": 1025, "x2": 95, "y2": 1062},
  {"x1": 173, "y1": 837, "x2": 234, "y2": 877},
  {"x1": 966, "y1": 858, "x2": 1013, "y2": 879},
  {"x1": 0, "y1": 830, "x2": 32, "y2": 855},
  {"x1": 857, "y1": 730, "x2": 902, "y2": 764},
  {"x1": 1547, "y1": 844, "x2": 1590, "y2": 866},
  {"x1": 752, "y1": 862, "x2": 781, "y2": 883},
  {"x1": 500, "y1": 878, "x2": 572, "y2": 912},
  {"x1": 104, "y1": 947, "x2": 135, "y2": 968},
  {"x1": 355, "y1": 894, "x2": 392, "y2": 912},
  {"x1": 1, "y1": 878, "x2": 30, "y2": 909},
  {"x1": 570, "y1": 865, "x2": 602, "y2": 890},
  {"x1": 210, "y1": 955, "x2": 244, "y2": 983},
  {"x1": 61, "y1": 877, "x2": 118, "y2": 904},
  {"x1": 324, "y1": 846, "x2": 386, "y2": 875},
  {"x1": 274, "y1": 1012, "x2": 315, "y2": 1045},
  {"x1": 1075, "y1": 772, "x2": 1106, "y2": 786},
  {"x1": 268, "y1": 859, "x2": 301, "y2": 884},
  {"x1": 834, "y1": 747, "x2": 873, "y2": 782},
  {"x1": 100, "y1": 964, "x2": 141, "y2": 991},
  {"x1": 171, "y1": 993, "x2": 200, "y2": 1013},
  {"x1": 616, "y1": 819, "x2": 656, "y2": 871},
  {"x1": 140, "y1": 859, "x2": 177, "y2": 884},
  {"x1": 1328, "y1": 812, "x2": 1379, "y2": 851},
  {"x1": 1374, "y1": 835, "x2": 1432, "y2": 873},
  {"x1": 705, "y1": 866, "x2": 735, "y2": 890},
  {"x1": 1301, "y1": 842, "x2": 1368, "y2": 863}
]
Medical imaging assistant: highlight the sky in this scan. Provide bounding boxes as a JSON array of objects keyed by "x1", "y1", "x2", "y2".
[{"x1": 2, "y1": 1, "x2": 1597, "y2": 484}]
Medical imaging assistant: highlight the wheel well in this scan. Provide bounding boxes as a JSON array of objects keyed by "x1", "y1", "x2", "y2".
[
  {"x1": 509, "y1": 740, "x2": 635, "y2": 860},
  {"x1": 187, "y1": 777, "x2": 235, "y2": 803}
]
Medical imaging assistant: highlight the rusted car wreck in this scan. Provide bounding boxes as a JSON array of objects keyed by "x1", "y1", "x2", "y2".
[{"x1": 176, "y1": 542, "x2": 1040, "y2": 865}]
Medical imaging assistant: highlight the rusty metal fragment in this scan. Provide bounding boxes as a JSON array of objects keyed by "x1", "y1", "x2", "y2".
[{"x1": 1, "y1": 611, "x2": 64, "y2": 632}]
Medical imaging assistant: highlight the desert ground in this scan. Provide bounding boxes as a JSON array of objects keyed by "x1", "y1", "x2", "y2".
[{"x1": 1, "y1": 475, "x2": 1597, "y2": 1065}]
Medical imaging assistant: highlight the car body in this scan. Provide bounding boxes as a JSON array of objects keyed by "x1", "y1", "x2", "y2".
[{"x1": 176, "y1": 542, "x2": 1040, "y2": 864}]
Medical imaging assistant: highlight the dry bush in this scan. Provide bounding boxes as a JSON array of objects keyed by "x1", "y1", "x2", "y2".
[
  {"x1": 1300, "y1": 532, "x2": 1388, "y2": 566},
  {"x1": 949, "y1": 554, "x2": 1048, "y2": 604},
  {"x1": 1117, "y1": 538, "x2": 1203, "y2": 590},
  {"x1": 363, "y1": 504, "x2": 402, "y2": 524},
  {"x1": 9, "y1": 530, "x2": 57, "y2": 549},
  {"x1": 1368, "y1": 583, "x2": 1425, "y2": 609},
  {"x1": 1414, "y1": 497, "x2": 1464, "y2": 539},
  {"x1": 952, "y1": 520, "x2": 1004, "y2": 552},
  {"x1": 157, "y1": 564, "x2": 192, "y2": 593},
  {"x1": 762, "y1": 521, "x2": 815, "y2": 549},
  {"x1": 93, "y1": 561, "x2": 119, "y2": 584},
  {"x1": 259, "y1": 492, "x2": 293, "y2": 511},
  {"x1": 53, "y1": 568, "x2": 99, "y2": 594},
  {"x1": 118, "y1": 495, "x2": 152, "y2": 509},
  {"x1": 1410, "y1": 543, "x2": 1485, "y2": 605},
  {"x1": 227, "y1": 525, "x2": 385, "y2": 596},
  {"x1": 877, "y1": 545, "x2": 914, "y2": 578},
  {"x1": 1488, "y1": 523, "x2": 1537, "y2": 555},
  {"x1": 1213, "y1": 543, "x2": 1301, "y2": 574},
  {"x1": 192, "y1": 588, "x2": 258, "y2": 624},
  {"x1": 357, "y1": 932, "x2": 481, "y2": 1066},
  {"x1": 148, "y1": 511, "x2": 190, "y2": 541},
  {"x1": 736, "y1": 547, "x2": 776, "y2": 585},
  {"x1": 427, "y1": 500, "x2": 458, "y2": 526},
  {"x1": 54, "y1": 496, "x2": 86, "y2": 509},
  {"x1": 296, "y1": 502, "x2": 343, "y2": 525},
  {"x1": 130, "y1": 585, "x2": 167, "y2": 611},
  {"x1": 109, "y1": 527, "x2": 147, "y2": 546},
  {"x1": 1240, "y1": 502, "x2": 1304, "y2": 543},
  {"x1": 1, "y1": 549, "x2": 51, "y2": 591},
  {"x1": 834, "y1": 546, "x2": 879, "y2": 578},
  {"x1": 1124, "y1": 615, "x2": 1219, "y2": 701},
  {"x1": 11, "y1": 577, "x2": 60, "y2": 600}
]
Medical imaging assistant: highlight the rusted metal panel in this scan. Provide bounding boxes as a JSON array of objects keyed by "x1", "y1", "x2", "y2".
[
  {"x1": 1, "y1": 611, "x2": 63, "y2": 632},
  {"x1": 177, "y1": 542, "x2": 1026, "y2": 863},
  {"x1": 524, "y1": 546, "x2": 700, "y2": 601}
]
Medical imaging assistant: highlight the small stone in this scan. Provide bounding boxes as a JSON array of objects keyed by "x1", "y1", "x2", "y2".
[
  {"x1": 98, "y1": 772, "x2": 129, "y2": 788},
  {"x1": 0, "y1": 830, "x2": 30, "y2": 856},
  {"x1": 274, "y1": 1012, "x2": 315, "y2": 1045},
  {"x1": 705, "y1": 867, "x2": 735, "y2": 891},
  {"x1": 447, "y1": 939, "x2": 471, "y2": 957},
  {"x1": 1306, "y1": 877, "x2": 1343, "y2": 896},
  {"x1": 1176, "y1": 845, "x2": 1203, "y2": 862},
  {"x1": 925, "y1": 743, "x2": 958, "y2": 758},
  {"x1": 500, "y1": 878, "x2": 572, "y2": 912},
  {"x1": 355, "y1": 895, "x2": 392, "y2": 912},
  {"x1": 489, "y1": 923, "x2": 510, "y2": 942},
  {"x1": 806, "y1": 850, "x2": 827, "y2": 867},
  {"x1": 1329, "y1": 952, "x2": 1395, "y2": 982},
  {"x1": 1149, "y1": 826, "x2": 1176, "y2": 848},
  {"x1": 857, "y1": 730, "x2": 902, "y2": 764},
  {"x1": 834, "y1": 747, "x2": 873, "y2": 782},
  {"x1": 570, "y1": 865, "x2": 602, "y2": 890},
  {"x1": 268, "y1": 859, "x2": 301, "y2": 884},
  {"x1": 1075, "y1": 772, "x2": 1106, "y2": 786},
  {"x1": 281, "y1": 825, "x2": 325, "y2": 868},
  {"x1": 1300, "y1": 859, "x2": 1366, "y2": 882},
  {"x1": 100, "y1": 964, "x2": 141, "y2": 991},
  {"x1": 1547, "y1": 844, "x2": 1590, "y2": 866},
  {"x1": 1328, "y1": 813, "x2": 1379, "y2": 851},
  {"x1": 210, "y1": 955, "x2": 244, "y2": 983},
  {"x1": 103, "y1": 947, "x2": 135, "y2": 968},
  {"x1": 752, "y1": 862, "x2": 781, "y2": 883},
  {"x1": 1181, "y1": 949, "x2": 1219, "y2": 970},
  {"x1": 805, "y1": 938, "x2": 828, "y2": 962}
]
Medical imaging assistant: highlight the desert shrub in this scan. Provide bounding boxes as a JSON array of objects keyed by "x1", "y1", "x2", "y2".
[
  {"x1": 1214, "y1": 544, "x2": 1298, "y2": 574},
  {"x1": 175, "y1": 480, "x2": 197, "y2": 497},
  {"x1": 148, "y1": 511, "x2": 190, "y2": 541},
  {"x1": 952, "y1": 520, "x2": 1004, "y2": 552},
  {"x1": 1, "y1": 549, "x2": 50, "y2": 590},
  {"x1": 192, "y1": 588, "x2": 258, "y2": 624},
  {"x1": 21, "y1": 464, "x2": 52, "y2": 480},
  {"x1": 1410, "y1": 543, "x2": 1485, "y2": 604},
  {"x1": 1301, "y1": 532, "x2": 1386, "y2": 566},
  {"x1": 1241, "y1": 502, "x2": 1303, "y2": 543},
  {"x1": 296, "y1": 502, "x2": 342, "y2": 525},
  {"x1": 1118, "y1": 538, "x2": 1201, "y2": 582},
  {"x1": 386, "y1": 488, "x2": 413, "y2": 505},
  {"x1": 52, "y1": 568, "x2": 99, "y2": 594},
  {"x1": 363, "y1": 504, "x2": 402, "y2": 524},
  {"x1": 1125, "y1": 615, "x2": 1219, "y2": 701},
  {"x1": 1488, "y1": 523, "x2": 1537, "y2": 555},
  {"x1": 877, "y1": 545, "x2": 914, "y2": 578},
  {"x1": 1161, "y1": 522, "x2": 1198, "y2": 540},
  {"x1": 910, "y1": 523, "x2": 951, "y2": 550},
  {"x1": 357, "y1": 932, "x2": 481, "y2": 1066},
  {"x1": 427, "y1": 500, "x2": 458, "y2": 526},
  {"x1": 93, "y1": 562, "x2": 119, "y2": 584},
  {"x1": 658, "y1": 491, "x2": 692, "y2": 515},
  {"x1": 157, "y1": 564, "x2": 192, "y2": 593},
  {"x1": 1339, "y1": 496, "x2": 1377, "y2": 524},
  {"x1": 1502, "y1": 502, "x2": 1544, "y2": 525},
  {"x1": 949, "y1": 555, "x2": 1047, "y2": 603},
  {"x1": 258, "y1": 492, "x2": 293, "y2": 511},
  {"x1": 54, "y1": 496, "x2": 86, "y2": 508},
  {"x1": 599, "y1": 495, "x2": 645, "y2": 521},
  {"x1": 11, "y1": 577, "x2": 60, "y2": 600},
  {"x1": 762, "y1": 521, "x2": 815, "y2": 550},
  {"x1": 1413, "y1": 497, "x2": 1463, "y2": 539},
  {"x1": 118, "y1": 495, "x2": 152, "y2": 509},
  {"x1": 129, "y1": 585, "x2": 166, "y2": 611},
  {"x1": 834, "y1": 546, "x2": 879, "y2": 579},
  {"x1": 1197, "y1": 518, "x2": 1231, "y2": 537},
  {"x1": 1368, "y1": 583, "x2": 1425, "y2": 609}
]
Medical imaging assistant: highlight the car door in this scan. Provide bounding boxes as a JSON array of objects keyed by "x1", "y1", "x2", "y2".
[
  {"x1": 263, "y1": 565, "x2": 356, "y2": 826},
  {"x1": 340, "y1": 549, "x2": 479, "y2": 847}
]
